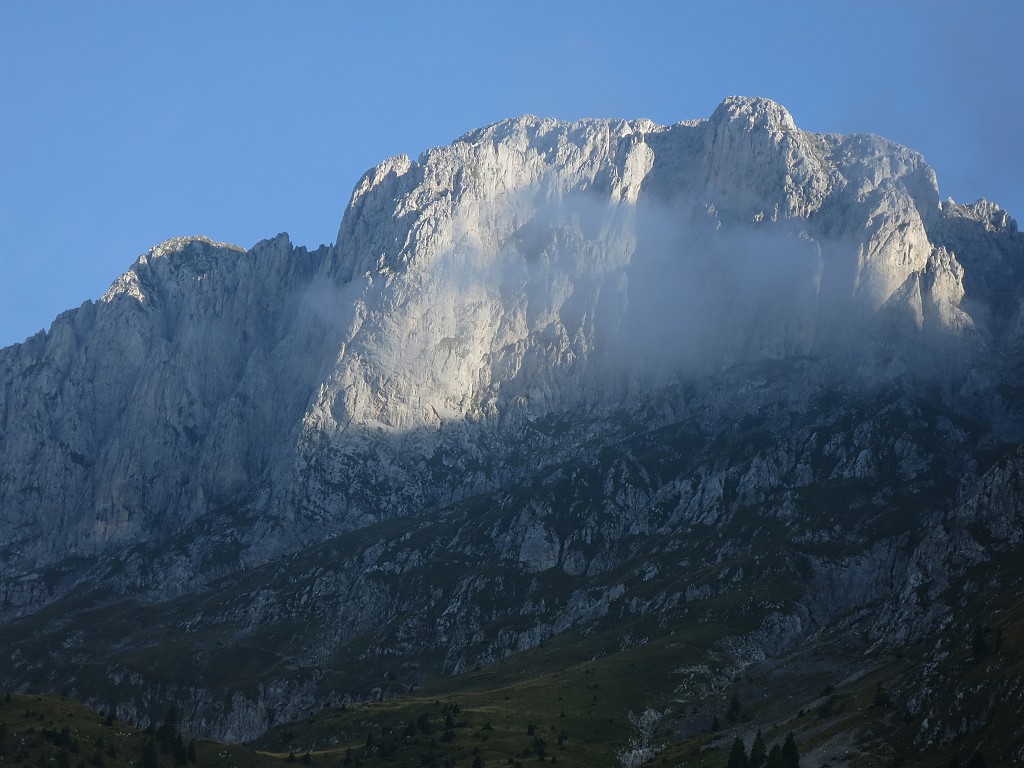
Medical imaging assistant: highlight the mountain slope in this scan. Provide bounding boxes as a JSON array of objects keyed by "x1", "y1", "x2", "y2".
[{"x1": 1, "y1": 97, "x2": 1023, "y2": 761}]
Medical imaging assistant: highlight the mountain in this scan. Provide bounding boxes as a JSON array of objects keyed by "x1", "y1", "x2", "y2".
[{"x1": 2, "y1": 97, "x2": 1023, "y2": 763}]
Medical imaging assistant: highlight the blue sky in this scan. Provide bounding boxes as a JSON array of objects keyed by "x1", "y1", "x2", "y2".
[{"x1": 1, "y1": 1, "x2": 1021, "y2": 348}]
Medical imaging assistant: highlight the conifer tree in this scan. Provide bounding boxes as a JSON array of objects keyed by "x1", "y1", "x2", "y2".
[
  {"x1": 782, "y1": 732, "x2": 799, "y2": 768},
  {"x1": 727, "y1": 691, "x2": 743, "y2": 724},
  {"x1": 141, "y1": 739, "x2": 158, "y2": 768},
  {"x1": 750, "y1": 729, "x2": 767, "y2": 768},
  {"x1": 766, "y1": 744, "x2": 784, "y2": 768},
  {"x1": 972, "y1": 624, "x2": 989, "y2": 662},
  {"x1": 156, "y1": 706, "x2": 180, "y2": 755},
  {"x1": 416, "y1": 712, "x2": 432, "y2": 735},
  {"x1": 728, "y1": 736, "x2": 750, "y2": 768},
  {"x1": 873, "y1": 683, "x2": 891, "y2": 707}
]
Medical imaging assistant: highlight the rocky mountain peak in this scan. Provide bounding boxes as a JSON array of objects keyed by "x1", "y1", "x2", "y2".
[
  {"x1": 2, "y1": 99, "x2": 1024, "y2": 758},
  {"x1": 708, "y1": 94, "x2": 798, "y2": 133},
  {"x1": 100, "y1": 235, "x2": 248, "y2": 306},
  {"x1": 943, "y1": 197, "x2": 1018, "y2": 233},
  {"x1": 147, "y1": 235, "x2": 245, "y2": 261},
  {"x1": 2, "y1": 100, "x2": 1008, "y2": 589}
]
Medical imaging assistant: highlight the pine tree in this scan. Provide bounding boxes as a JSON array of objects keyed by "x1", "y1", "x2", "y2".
[
  {"x1": 141, "y1": 739, "x2": 158, "y2": 768},
  {"x1": 173, "y1": 733, "x2": 188, "y2": 765},
  {"x1": 782, "y1": 732, "x2": 800, "y2": 768},
  {"x1": 416, "y1": 712, "x2": 432, "y2": 735},
  {"x1": 166, "y1": 706, "x2": 179, "y2": 735},
  {"x1": 873, "y1": 683, "x2": 891, "y2": 707},
  {"x1": 156, "y1": 706, "x2": 180, "y2": 755},
  {"x1": 728, "y1": 736, "x2": 750, "y2": 768},
  {"x1": 750, "y1": 729, "x2": 767, "y2": 768},
  {"x1": 766, "y1": 744, "x2": 784, "y2": 768},
  {"x1": 727, "y1": 691, "x2": 743, "y2": 724},
  {"x1": 972, "y1": 624, "x2": 989, "y2": 662}
]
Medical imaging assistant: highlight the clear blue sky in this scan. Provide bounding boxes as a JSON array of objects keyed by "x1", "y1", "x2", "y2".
[{"x1": 1, "y1": 1, "x2": 1021, "y2": 348}]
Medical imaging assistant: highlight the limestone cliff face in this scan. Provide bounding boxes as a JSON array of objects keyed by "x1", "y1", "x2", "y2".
[
  {"x1": 0, "y1": 235, "x2": 342, "y2": 582},
  {"x1": 1, "y1": 96, "x2": 1021, "y2": 606},
  {"x1": 310, "y1": 96, "x2": 985, "y2": 438},
  {"x1": 283, "y1": 96, "x2": 1009, "y2": 529}
]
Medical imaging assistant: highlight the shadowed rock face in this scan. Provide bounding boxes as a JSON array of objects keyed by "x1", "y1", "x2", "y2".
[{"x1": 1, "y1": 97, "x2": 1024, "y2": 743}]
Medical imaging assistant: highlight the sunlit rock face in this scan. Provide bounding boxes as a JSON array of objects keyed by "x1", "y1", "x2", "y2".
[
  {"x1": 314, "y1": 96, "x2": 984, "y2": 437},
  {"x1": 288, "y1": 96, "x2": 998, "y2": 523},
  {"x1": 0, "y1": 96, "x2": 1020, "y2": 598},
  {"x1": 2, "y1": 96, "x2": 1024, "y2": 746}
]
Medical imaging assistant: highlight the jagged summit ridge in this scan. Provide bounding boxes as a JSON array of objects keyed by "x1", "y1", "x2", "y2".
[
  {"x1": 315, "y1": 95, "x2": 977, "y2": 448},
  {"x1": 1, "y1": 97, "x2": 1024, "y2": 750},
  {"x1": 1, "y1": 96, "x2": 1022, "y2": 602},
  {"x1": 100, "y1": 235, "x2": 247, "y2": 305},
  {"x1": 148, "y1": 234, "x2": 245, "y2": 259}
]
